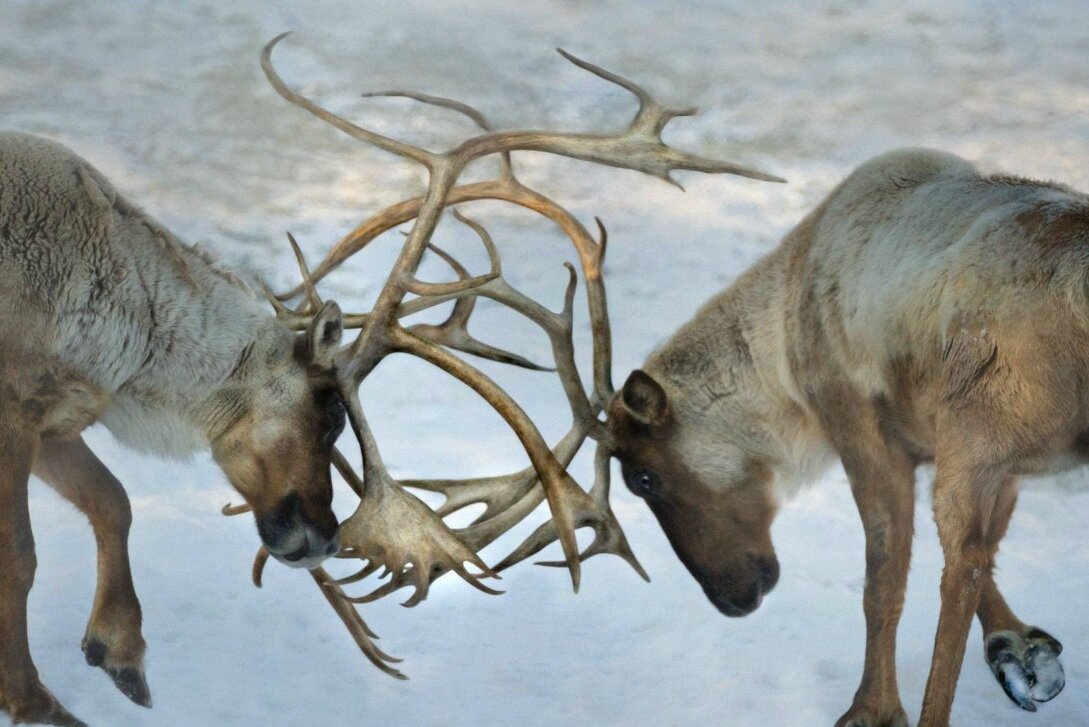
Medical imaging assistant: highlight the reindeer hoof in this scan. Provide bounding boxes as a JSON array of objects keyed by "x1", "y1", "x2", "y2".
[
  {"x1": 834, "y1": 705, "x2": 909, "y2": 727},
  {"x1": 986, "y1": 627, "x2": 1065, "y2": 710},
  {"x1": 106, "y1": 665, "x2": 152, "y2": 708},
  {"x1": 1, "y1": 683, "x2": 90, "y2": 727},
  {"x1": 41, "y1": 705, "x2": 91, "y2": 727},
  {"x1": 82, "y1": 637, "x2": 152, "y2": 708}
]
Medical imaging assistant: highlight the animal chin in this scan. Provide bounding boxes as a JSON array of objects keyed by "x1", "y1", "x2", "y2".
[
  {"x1": 703, "y1": 582, "x2": 764, "y2": 618},
  {"x1": 277, "y1": 538, "x2": 312, "y2": 563},
  {"x1": 271, "y1": 551, "x2": 328, "y2": 570},
  {"x1": 266, "y1": 526, "x2": 338, "y2": 569}
]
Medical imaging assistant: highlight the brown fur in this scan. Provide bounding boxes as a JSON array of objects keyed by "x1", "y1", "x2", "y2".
[{"x1": 608, "y1": 148, "x2": 1089, "y2": 727}]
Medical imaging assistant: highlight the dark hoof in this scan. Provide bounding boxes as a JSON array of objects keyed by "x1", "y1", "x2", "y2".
[
  {"x1": 835, "y1": 706, "x2": 909, "y2": 727},
  {"x1": 986, "y1": 627, "x2": 1065, "y2": 711},
  {"x1": 82, "y1": 637, "x2": 152, "y2": 708},
  {"x1": 42, "y1": 705, "x2": 91, "y2": 727},
  {"x1": 107, "y1": 665, "x2": 152, "y2": 708},
  {"x1": 82, "y1": 638, "x2": 107, "y2": 667},
  {"x1": 6, "y1": 690, "x2": 90, "y2": 727}
]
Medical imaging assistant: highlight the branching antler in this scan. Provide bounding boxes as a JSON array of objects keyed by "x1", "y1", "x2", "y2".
[{"x1": 242, "y1": 33, "x2": 783, "y2": 675}]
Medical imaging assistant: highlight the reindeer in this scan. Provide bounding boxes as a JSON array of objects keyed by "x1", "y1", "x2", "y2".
[
  {"x1": 605, "y1": 147, "x2": 1089, "y2": 727},
  {"x1": 0, "y1": 33, "x2": 784, "y2": 725},
  {"x1": 0, "y1": 129, "x2": 348, "y2": 725}
]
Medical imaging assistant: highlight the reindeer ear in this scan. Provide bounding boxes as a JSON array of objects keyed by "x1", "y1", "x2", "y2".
[
  {"x1": 306, "y1": 300, "x2": 343, "y2": 367},
  {"x1": 620, "y1": 369, "x2": 669, "y2": 425}
]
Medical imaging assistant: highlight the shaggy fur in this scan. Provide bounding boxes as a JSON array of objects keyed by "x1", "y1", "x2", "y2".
[{"x1": 0, "y1": 132, "x2": 342, "y2": 726}]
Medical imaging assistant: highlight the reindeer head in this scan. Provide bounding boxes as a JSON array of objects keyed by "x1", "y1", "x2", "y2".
[
  {"x1": 607, "y1": 370, "x2": 780, "y2": 617},
  {"x1": 211, "y1": 302, "x2": 344, "y2": 569}
]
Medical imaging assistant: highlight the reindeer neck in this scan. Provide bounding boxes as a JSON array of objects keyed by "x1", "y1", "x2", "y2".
[
  {"x1": 94, "y1": 235, "x2": 291, "y2": 458},
  {"x1": 644, "y1": 247, "x2": 832, "y2": 492}
]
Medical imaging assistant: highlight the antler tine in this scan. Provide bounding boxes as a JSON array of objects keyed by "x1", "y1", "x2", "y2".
[
  {"x1": 554, "y1": 48, "x2": 657, "y2": 128},
  {"x1": 554, "y1": 48, "x2": 696, "y2": 142},
  {"x1": 404, "y1": 467, "x2": 539, "y2": 521},
  {"x1": 262, "y1": 33, "x2": 436, "y2": 168},
  {"x1": 262, "y1": 230, "x2": 364, "y2": 332},
  {"x1": 252, "y1": 546, "x2": 271, "y2": 588},
  {"x1": 221, "y1": 502, "x2": 252, "y2": 516},
  {"x1": 362, "y1": 90, "x2": 495, "y2": 132},
  {"x1": 277, "y1": 186, "x2": 497, "y2": 301},
  {"x1": 359, "y1": 90, "x2": 515, "y2": 182},
  {"x1": 235, "y1": 541, "x2": 409, "y2": 677},
  {"x1": 286, "y1": 232, "x2": 323, "y2": 310},
  {"x1": 396, "y1": 423, "x2": 592, "y2": 589},
  {"x1": 399, "y1": 268, "x2": 498, "y2": 298},
  {"x1": 490, "y1": 463, "x2": 645, "y2": 579},
  {"x1": 441, "y1": 50, "x2": 786, "y2": 189},
  {"x1": 398, "y1": 212, "x2": 502, "y2": 298},
  {"x1": 389, "y1": 325, "x2": 589, "y2": 590},
  {"x1": 325, "y1": 560, "x2": 383, "y2": 587},
  {"x1": 333, "y1": 388, "x2": 505, "y2": 606},
  {"x1": 408, "y1": 240, "x2": 551, "y2": 371},
  {"x1": 526, "y1": 443, "x2": 649, "y2": 581},
  {"x1": 415, "y1": 209, "x2": 545, "y2": 371},
  {"x1": 586, "y1": 217, "x2": 614, "y2": 410},
  {"x1": 442, "y1": 53, "x2": 784, "y2": 186},
  {"x1": 437, "y1": 211, "x2": 595, "y2": 426},
  {"x1": 587, "y1": 442, "x2": 648, "y2": 580},
  {"x1": 310, "y1": 568, "x2": 408, "y2": 680},
  {"x1": 554, "y1": 47, "x2": 785, "y2": 186},
  {"x1": 341, "y1": 555, "x2": 503, "y2": 608},
  {"x1": 450, "y1": 209, "x2": 502, "y2": 271},
  {"x1": 403, "y1": 411, "x2": 596, "y2": 546}
]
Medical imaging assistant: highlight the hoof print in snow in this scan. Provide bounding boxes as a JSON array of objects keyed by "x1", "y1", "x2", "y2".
[{"x1": 986, "y1": 627, "x2": 1065, "y2": 711}]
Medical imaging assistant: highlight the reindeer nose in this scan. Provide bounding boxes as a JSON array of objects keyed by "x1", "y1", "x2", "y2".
[
  {"x1": 258, "y1": 494, "x2": 340, "y2": 568},
  {"x1": 702, "y1": 554, "x2": 779, "y2": 617},
  {"x1": 705, "y1": 580, "x2": 763, "y2": 617},
  {"x1": 756, "y1": 555, "x2": 780, "y2": 592}
]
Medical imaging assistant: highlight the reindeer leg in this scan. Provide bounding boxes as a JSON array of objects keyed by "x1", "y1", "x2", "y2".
[
  {"x1": 974, "y1": 488, "x2": 1063, "y2": 710},
  {"x1": 917, "y1": 460, "x2": 1014, "y2": 727},
  {"x1": 825, "y1": 400, "x2": 914, "y2": 727},
  {"x1": 33, "y1": 436, "x2": 150, "y2": 708},
  {"x1": 0, "y1": 417, "x2": 87, "y2": 725}
]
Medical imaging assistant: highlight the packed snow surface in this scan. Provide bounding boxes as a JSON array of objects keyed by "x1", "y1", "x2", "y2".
[{"x1": 4, "y1": 1, "x2": 1089, "y2": 725}]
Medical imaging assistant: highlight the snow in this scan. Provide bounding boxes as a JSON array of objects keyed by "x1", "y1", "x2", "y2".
[{"x1": 4, "y1": 1, "x2": 1089, "y2": 725}]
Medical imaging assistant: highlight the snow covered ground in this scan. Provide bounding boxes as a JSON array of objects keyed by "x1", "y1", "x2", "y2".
[{"x1": 4, "y1": 1, "x2": 1089, "y2": 725}]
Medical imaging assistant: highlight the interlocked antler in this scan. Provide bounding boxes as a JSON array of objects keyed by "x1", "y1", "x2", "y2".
[{"x1": 251, "y1": 32, "x2": 783, "y2": 673}]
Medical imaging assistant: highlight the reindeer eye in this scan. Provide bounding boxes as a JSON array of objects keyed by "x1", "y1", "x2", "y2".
[{"x1": 627, "y1": 469, "x2": 660, "y2": 497}]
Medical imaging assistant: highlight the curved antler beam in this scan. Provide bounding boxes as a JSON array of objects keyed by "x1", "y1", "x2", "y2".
[{"x1": 248, "y1": 33, "x2": 783, "y2": 677}]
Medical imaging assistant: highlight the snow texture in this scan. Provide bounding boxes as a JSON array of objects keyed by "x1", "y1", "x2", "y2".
[{"x1": 4, "y1": 1, "x2": 1089, "y2": 725}]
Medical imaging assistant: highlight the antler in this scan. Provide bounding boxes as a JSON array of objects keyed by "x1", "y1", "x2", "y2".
[{"x1": 252, "y1": 33, "x2": 783, "y2": 674}]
